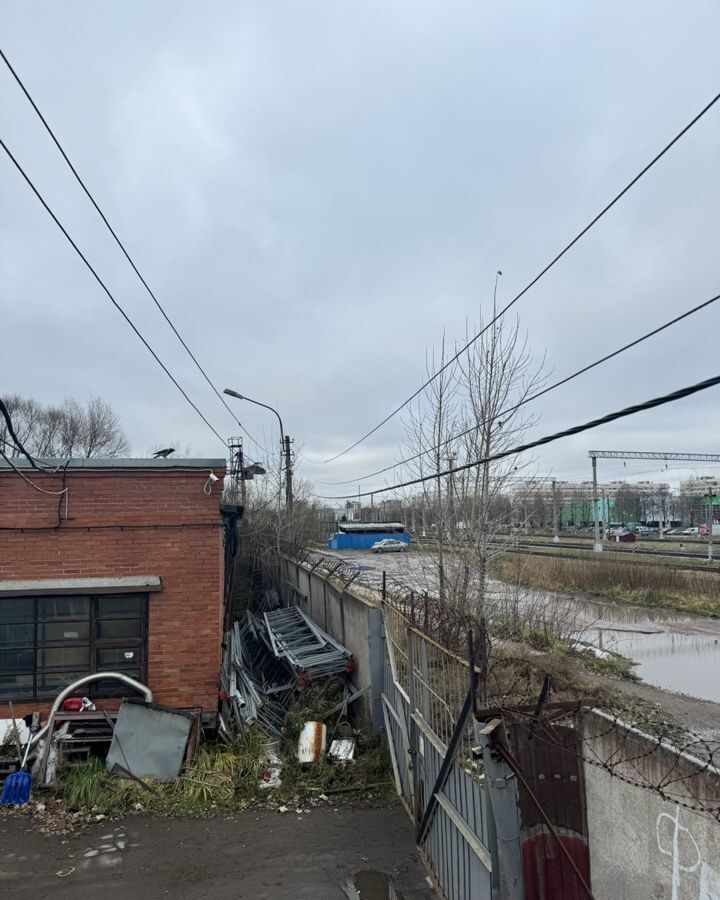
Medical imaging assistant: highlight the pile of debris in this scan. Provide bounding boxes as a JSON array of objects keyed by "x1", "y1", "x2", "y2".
[
  {"x1": 219, "y1": 607, "x2": 354, "y2": 740},
  {"x1": 1, "y1": 671, "x2": 202, "y2": 812}
]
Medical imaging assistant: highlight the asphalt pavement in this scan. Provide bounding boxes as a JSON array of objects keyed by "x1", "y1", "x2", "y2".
[{"x1": 0, "y1": 804, "x2": 436, "y2": 900}]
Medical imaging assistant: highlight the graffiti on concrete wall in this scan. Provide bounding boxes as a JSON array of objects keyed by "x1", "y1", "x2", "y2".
[{"x1": 657, "y1": 806, "x2": 720, "y2": 900}]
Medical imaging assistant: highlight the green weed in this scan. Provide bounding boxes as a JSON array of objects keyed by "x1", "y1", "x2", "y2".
[{"x1": 57, "y1": 683, "x2": 392, "y2": 815}]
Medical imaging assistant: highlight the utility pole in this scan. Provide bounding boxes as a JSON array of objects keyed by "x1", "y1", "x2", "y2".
[
  {"x1": 591, "y1": 454, "x2": 602, "y2": 552},
  {"x1": 238, "y1": 442, "x2": 247, "y2": 506},
  {"x1": 283, "y1": 435, "x2": 293, "y2": 513},
  {"x1": 552, "y1": 479, "x2": 560, "y2": 543},
  {"x1": 602, "y1": 489, "x2": 608, "y2": 541},
  {"x1": 708, "y1": 492, "x2": 714, "y2": 562}
]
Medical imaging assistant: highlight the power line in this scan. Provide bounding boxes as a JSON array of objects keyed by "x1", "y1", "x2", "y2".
[
  {"x1": 316, "y1": 373, "x2": 720, "y2": 499},
  {"x1": 0, "y1": 396, "x2": 39, "y2": 468},
  {"x1": 316, "y1": 89, "x2": 720, "y2": 465},
  {"x1": 0, "y1": 448, "x2": 67, "y2": 496},
  {"x1": 1, "y1": 137, "x2": 228, "y2": 449},
  {"x1": 0, "y1": 46, "x2": 266, "y2": 457},
  {"x1": 312, "y1": 291, "x2": 720, "y2": 485}
]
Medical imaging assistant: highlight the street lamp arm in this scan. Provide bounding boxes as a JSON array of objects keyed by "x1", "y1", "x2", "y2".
[{"x1": 223, "y1": 388, "x2": 284, "y2": 437}]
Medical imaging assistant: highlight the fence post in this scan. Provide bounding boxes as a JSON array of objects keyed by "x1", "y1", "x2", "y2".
[
  {"x1": 406, "y1": 626, "x2": 421, "y2": 825},
  {"x1": 382, "y1": 570, "x2": 387, "y2": 603},
  {"x1": 475, "y1": 717, "x2": 525, "y2": 900},
  {"x1": 478, "y1": 616, "x2": 489, "y2": 708},
  {"x1": 368, "y1": 607, "x2": 385, "y2": 734}
]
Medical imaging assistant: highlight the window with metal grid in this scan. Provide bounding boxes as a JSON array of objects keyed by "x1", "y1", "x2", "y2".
[{"x1": 0, "y1": 593, "x2": 148, "y2": 700}]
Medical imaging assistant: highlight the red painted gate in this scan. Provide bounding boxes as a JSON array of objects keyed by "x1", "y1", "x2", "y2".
[{"x1": 509, "y1": 721, "x2": 591, "y2": 900}]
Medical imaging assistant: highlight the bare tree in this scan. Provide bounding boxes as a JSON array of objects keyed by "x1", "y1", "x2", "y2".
[
  {"x1": 1, "y1": 394, "x2": 130, "y2": 458},
  {"x1": 612, "y1": 484, "x2": 640, "y2": 525},
  {"x1": 400, "y1": 306, "x2": 546, "y2": 642},
  {"x1": 402, "y1": 336, "x2": 461, "y2": 604}
]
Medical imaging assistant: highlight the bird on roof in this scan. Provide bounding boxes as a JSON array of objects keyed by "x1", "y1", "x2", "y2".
[{"x1": 153, "y1": 448, "x2": 175, "y2": 458}]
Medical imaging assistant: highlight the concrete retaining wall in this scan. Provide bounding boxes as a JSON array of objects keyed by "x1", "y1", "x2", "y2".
[
  {"x1": 582, "y1": 710, "x2": 720, "y2": 899},
  {"x1": 281, "y1": 558, "x2": 384, "y2": 731}
]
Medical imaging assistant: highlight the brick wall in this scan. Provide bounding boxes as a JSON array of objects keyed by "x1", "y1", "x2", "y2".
[{"x1": 0, "y1": 464, "x2": 226, "y2": 720}]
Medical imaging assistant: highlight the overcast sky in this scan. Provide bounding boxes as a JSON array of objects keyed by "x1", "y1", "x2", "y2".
[{"x1": 2, "y1": 2, "x2": 719, "y2": 499}]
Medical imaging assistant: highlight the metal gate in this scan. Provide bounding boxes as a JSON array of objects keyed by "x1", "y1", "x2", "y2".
[{"x1": 381, "y1": 604, "x2": 495, "y2": 900}]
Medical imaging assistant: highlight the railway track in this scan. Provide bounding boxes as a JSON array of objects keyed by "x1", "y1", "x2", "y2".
[
  {"x1": 411, "y1": 536, "x2": 720, "y2": 573},
  {"x1": 505, "y1": 538, "x2": 709, "y2": 560}
]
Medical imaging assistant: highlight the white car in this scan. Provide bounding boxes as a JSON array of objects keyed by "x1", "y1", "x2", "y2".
[
  {"x1": 682, "y1": 527, "x2": 699, "y2": 535},
  {"x1": 370, "y1": 538, "x2": 408, "y2": 553}
]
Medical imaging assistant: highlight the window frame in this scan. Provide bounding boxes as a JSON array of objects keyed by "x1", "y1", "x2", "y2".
[{"x1": 0, "y1": 593, "x2": 149, "y2": 701}]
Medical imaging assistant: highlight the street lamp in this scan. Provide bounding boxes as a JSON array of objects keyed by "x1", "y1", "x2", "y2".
[
  {"x1": 223, "y1": 389, "x2": 293, "y2": 512},
  {"x1": 707, "y1": 492, "x2": 715, "y2": 562}
]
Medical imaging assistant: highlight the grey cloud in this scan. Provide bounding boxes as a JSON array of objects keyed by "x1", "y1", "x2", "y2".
[{"x1": 2, "y1": 1, "x2": 719, "y2": 495}]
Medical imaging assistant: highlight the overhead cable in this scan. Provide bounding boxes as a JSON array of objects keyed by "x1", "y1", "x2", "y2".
[
  {"x1": 0, "y1": 448, "x2": 68, "y2": 496},
  {"x1": 316, "y1": 373, "x2": 720, "y2": 499},
  {"x1": 316, "y1": 89, "x2": 720, "y2": 464},
  {"x1": 1, "y1": 138, "x2": 228, "y2": 448},
  {"x1": 0, "y1": 396, "x2": 39, "y2": 468},
  {"x1": 0, "y1": 47, "x2": 266, "y2": 457},
  {"x1": 312, "y1": 291, "x2": 720, "y2": 485}
]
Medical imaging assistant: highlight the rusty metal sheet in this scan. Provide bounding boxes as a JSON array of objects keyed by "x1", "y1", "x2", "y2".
[{"x1": 510, "y1": 721, "x2": 591, "y2": 900}]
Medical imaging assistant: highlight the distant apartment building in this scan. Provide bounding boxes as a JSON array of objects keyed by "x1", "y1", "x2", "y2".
[
  {"x1": 679, "y1": 475, "x2": 720, "y2": 496},
  {"x1": 511, "y1": 479, "x2": 672, "y2": 527},
  {"x1": 679, "y1": 475, "x2": 720, "y2": 525}
]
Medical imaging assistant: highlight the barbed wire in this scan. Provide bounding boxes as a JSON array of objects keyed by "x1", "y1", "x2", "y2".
[{"x1": 501, "y1": 706, "x2": 720, "y2": 821}]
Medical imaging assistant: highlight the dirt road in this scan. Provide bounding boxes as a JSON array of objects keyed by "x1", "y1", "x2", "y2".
[{"x1": 0, "y1": 804, "x2": 435, "y2": 900}]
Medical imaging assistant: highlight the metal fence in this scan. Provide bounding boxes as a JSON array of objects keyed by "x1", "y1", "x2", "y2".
[{"x1": 382, "y1": 601, "x2": 494, "y2": 900}]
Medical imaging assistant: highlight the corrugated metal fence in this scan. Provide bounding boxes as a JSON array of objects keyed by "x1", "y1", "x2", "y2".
[{"x1": 382, "y1": 603, "x2": 495, "y2": 899}]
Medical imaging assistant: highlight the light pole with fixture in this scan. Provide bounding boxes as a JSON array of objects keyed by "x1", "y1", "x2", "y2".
[{"x1": 223, "y1": 389, "x2": 293, "y2": 513}]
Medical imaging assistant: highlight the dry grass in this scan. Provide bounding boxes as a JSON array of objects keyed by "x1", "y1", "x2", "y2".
[
  {"x1": 57, "y1": 681, "x2": 391, "y2": 815},
  {"x1": 492, "y1": 554, "x2": 720, "y2": 617}
]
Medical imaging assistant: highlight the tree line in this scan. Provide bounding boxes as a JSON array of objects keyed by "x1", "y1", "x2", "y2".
[{"x1": 0, "y1": 394, "x2": 130, "y2": 459}]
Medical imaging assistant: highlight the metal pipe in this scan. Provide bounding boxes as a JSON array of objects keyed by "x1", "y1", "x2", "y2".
[{"x1": 30, "y1": 672, "x2": 152, "y2": 745}]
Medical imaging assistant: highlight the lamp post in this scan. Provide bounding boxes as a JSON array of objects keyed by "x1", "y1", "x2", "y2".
[
  {"x1": 223, "y1": 389, "x2": 293, "y2": 513},
  {"x1": 591, "y1": 454, "x2": 602, "y2": 552},
  {"x1": 707, "y1": 492, "x2": 715, "y2": 562}
]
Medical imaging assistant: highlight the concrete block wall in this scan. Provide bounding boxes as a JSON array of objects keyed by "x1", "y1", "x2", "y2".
[
  {"x1": 283, "y1": 558, "x2": 384, "y2": 731},
  {"x1": 0, "y1": 465, "x2": 226, "y2": 719},
  {"x1": 582, "y1": 710, "x2": 720, "y2": 899}
]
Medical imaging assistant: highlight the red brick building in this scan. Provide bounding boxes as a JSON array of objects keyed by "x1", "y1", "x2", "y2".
[{"x1": 0, "y1": 458, "x2": 228, "y2": 722}]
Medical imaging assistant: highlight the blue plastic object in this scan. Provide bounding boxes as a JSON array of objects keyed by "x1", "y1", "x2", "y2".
[
  {"x1": 0, "y1": 768, "x2": 31, "y2": 805},
  {"x1": 1, "y1": 730, "x2": 34, "y2": 806}
]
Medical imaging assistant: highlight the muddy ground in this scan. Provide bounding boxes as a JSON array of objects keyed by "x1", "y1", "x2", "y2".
[{"x1": 0, "y1": 803, "x2": 436, "y2": 899}]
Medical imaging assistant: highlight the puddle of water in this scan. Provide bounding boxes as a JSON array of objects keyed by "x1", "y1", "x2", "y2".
[
  {"x1": 350, "y1": 869, "x2": 405, "y2": 900},
  {"x1": 591, "y1": 626, "x2": 720, "y2": 700},
  {"x1": 486, "y1": 577, "x2": 720, "y2": 703}
]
